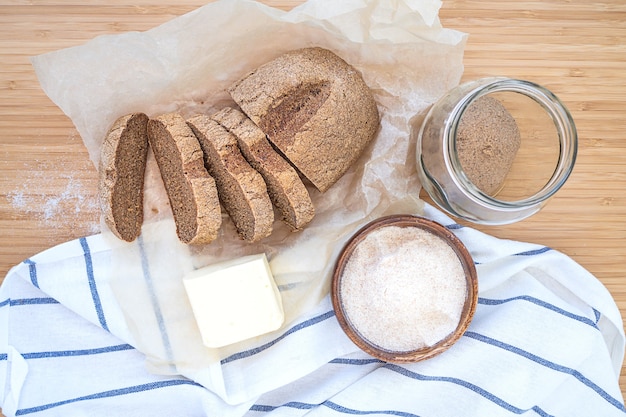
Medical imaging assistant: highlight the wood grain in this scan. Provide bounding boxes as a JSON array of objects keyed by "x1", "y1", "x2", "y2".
[{"x1": 0, "y1": 0, "x2": 625, "y2": 412}]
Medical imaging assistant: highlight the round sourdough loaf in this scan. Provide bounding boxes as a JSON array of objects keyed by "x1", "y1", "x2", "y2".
[
  {"x1": 99, "y1": 113, "x2": 149, "y2": 242},
  {"x1": 228, "y1": 47, "x2": 380, "y2": 193}
]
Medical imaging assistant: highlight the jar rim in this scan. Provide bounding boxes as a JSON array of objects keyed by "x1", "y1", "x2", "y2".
[{"x1": 443, "y1": 77, "x2": 578, "y2": 209}]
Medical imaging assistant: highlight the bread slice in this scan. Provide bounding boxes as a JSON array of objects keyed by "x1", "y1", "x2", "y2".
[
  {"x1": 211, "y1": 107, "x2": 314, "y2": 231},
  {"x1": 99, "y1": 113, "x2": 149, "y2": 242},
  {"x1": 228, "y1": 47, "x2": 380, "y2": 192},
  {"x1": 187, "y1": 114, "x2": 274, "y2": 243},
  {"x1": 147, "y1": 113, "x2": 222, "y2": 245}
]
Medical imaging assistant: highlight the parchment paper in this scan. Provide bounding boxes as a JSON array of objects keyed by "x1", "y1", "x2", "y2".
[{"x1": 31, "y1": 0, "x2": 467, "y2": 399}]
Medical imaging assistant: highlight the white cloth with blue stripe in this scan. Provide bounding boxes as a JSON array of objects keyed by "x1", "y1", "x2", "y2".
[{"x1": 1, "y1": 203, "x2": 624, "y2": 416}]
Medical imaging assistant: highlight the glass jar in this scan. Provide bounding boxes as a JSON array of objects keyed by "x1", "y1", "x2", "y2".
[{"x1": 415, "y1": 77, "x2": 577, "y2": 225}]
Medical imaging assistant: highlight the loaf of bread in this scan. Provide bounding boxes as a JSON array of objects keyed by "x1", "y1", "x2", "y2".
[
  {"x1": 228, "y1": 47, "x2": 379, "y2": 192},
  {"x1": 147, "y1": 113, "x2": 222, "y2": 245},
  {"x1": 211, "y1": 107, "x2": 315, "y2": 231},
  {"x1": 99, "y1": 48, "x2": 380, "y2": 244},
  {"x1": 187, "y1": 114, "x2": 274, "y2": 242},
  {"x1": 98, "y1": 113, "x2": 149, "y2": 242}
]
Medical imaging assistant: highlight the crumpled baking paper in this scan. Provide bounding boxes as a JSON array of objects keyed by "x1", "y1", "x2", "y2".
[{"x1": 30, "y1": 0, "x2": 467, "y2": 397}]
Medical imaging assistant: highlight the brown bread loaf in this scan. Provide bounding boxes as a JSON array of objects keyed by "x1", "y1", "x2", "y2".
[
  {"x1": 228, "y1": 47, "x2": 380, "y2": 192},
  {"x1": 147, "y1": 113, "x2": 222, "y2": 245},
  {"x1": 98, "y1": 113, "x2": 149, "y2": 242},
  {"x1": 187, "y1": 114, "x2": 274, "y2": 243},
  {"x1": 211, "y1": 107, "x2": 315, "y2": 231}
]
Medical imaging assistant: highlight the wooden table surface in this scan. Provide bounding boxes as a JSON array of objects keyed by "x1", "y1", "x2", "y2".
[{"x1": 1, "y1": 0, "x2": 626, "y2": 410}]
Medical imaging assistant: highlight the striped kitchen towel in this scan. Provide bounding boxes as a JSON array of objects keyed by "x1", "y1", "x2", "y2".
[{"x1": 1, "y1": 204, "x2": 624, "y2": 417}]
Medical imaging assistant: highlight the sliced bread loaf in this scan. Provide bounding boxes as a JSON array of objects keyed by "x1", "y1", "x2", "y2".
[
  {"x1": 211, "y1": 107, "x2": 314, "y2": 231},
  {"x1": 187, "y1": 114, "x2": 274, "y2": 243},
  {"x1": 147, "y1": 113, "x2": 222, "y2": 245},
  {"x1": 99, "y1": 112, "x2": 149, "y2": 242},
  {"x1": 228, "y1": 47, "x2": 380, "y2": 192}
]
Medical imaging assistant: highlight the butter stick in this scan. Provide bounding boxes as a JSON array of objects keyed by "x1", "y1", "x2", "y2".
[{"x1": 183, "y1": 253, "x2": 284, "y2": 348}]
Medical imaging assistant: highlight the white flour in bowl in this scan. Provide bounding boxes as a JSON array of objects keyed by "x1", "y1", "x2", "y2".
[{"x1": 339, "y1": 225, "x2": 467, "y2": 352}]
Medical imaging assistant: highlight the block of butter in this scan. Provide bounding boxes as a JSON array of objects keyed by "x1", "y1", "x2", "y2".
[{"x1": 182, "y1": 253, "x2": 284, "y2": 348}]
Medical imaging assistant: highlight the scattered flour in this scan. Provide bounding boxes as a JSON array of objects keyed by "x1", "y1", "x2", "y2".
[
  {"x1": 7, "y1": 169, "x2": 100, "y2": 236},
  {"x1": 8, "y1": 190, "x2": 27, "y2": 210}
]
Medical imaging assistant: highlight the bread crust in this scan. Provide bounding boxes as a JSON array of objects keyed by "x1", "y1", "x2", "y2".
[
  {"x1": 147, "y1": 113, "x2": 222, "y2": 245},
  {"x1": 187, "y1": 114, "x2": 274, "y2": 242},
  {"x1": 98, "y1": 113, "x2": 149, "y2": 242},
  {"x1": 228, "y1": 47, "x2": 380, "y2": 192},
  {"x1": 211, "y1": 107, "x2": 314, "y2": 231}
]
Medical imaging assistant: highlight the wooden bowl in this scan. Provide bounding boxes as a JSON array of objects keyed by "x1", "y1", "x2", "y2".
[{"x1": 331, "y1": 214, "x2": 478, "y2": 363}]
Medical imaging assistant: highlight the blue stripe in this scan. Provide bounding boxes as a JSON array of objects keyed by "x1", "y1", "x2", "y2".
[
  {"x1": 250, "y1": 362, "x2": 556, "y2": 416},
  {"x1": 445, "y1": 223, "x2": 464, "y2": 230},
  {"x1": 384, "y1": 363, "x2": 553, "y2": 416},
  {"x1": 464, "y1": 331, "x2": 626, "y2": 412},
  {"x1": 15, "y1": 379, "x2": 201, "y2": 415},
  {"x1": 80, "y1": 237, "x2": 108, "y2": 331},
  {"x1": 532, "y1": 406, "x2": 554, "y2": 417},
  {"x1": 250, "y1": 401, "x2": 317, "y2": 412},
  {"x1": 9, "y1": 297, "x2": 59, "y2": 306},
  {"x1": 324, "y1": 358, "x2": 555, "y2": 416},
  {"x1": 21, "y1": 343, "x2": 134, "y2": 360},
  {"x1": 478, "y1": 296, "x2": 599, "y2": 329},
  {"x1": 249, "y1": 404, "x2": 275, "y2": 412},
  {"x1": 593, "y1": 308, "x2": 602, "y2": 324},
  {"x1": 221, "y1": 310, "x2": 335, "y2": 365},
  {"x1": 138, "y1": 236, "x2": 174, "y2": 365},
  {"x1": 330, "y1": 357, "x2": 384, "y2": 366},
  {"x1": 24, "y1": 259, "x2": 38, "y2": 288},
  {"x1": 513, "y1": 247, "x2": 551, "y2": 256},
  {"x1": 277, "y1": 282, "x2": 300, "y2": 291},
  {"x1": 324, "y1": 401, "x2": 421, "y2": 416},
  {"x1": 249, "y1": 404, "x2": 276, "y2": 412},
  {"x1": 1, "y1": 297, "x2": 60, "y2": 308},
  {"x1": 0, "y1": 353, "x2": 7, "y2": 361},
  {"x1": 251, "y1": 398, "x2": 548, "y2": 417},
  {"x1": 250, "y1": 400, "x2": 421, "y2": 416}
]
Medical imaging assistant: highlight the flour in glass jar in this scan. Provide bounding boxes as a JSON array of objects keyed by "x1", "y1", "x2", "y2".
[{"x1": 339, "y1": 225, "x2": 467, "y2": 352}]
